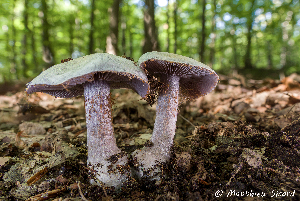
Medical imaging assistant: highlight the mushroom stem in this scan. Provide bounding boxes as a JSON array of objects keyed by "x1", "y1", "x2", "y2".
[
  {"x1": 151, "y1": 75, "x2": 180, "y2": 157},
  {"x1": 84, "y1": 79, "x2": 128, "y2": 187},
  {"x1": 84, "y1": 79, "x2": 119, "y2": 162}
]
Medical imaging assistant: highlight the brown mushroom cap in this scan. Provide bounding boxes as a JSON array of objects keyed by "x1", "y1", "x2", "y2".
[
  {"x1": 138, "y1": 51, "x2": 219, "y2": 99},
  {"x1": 26, "y1": 53, "x2": 149, "y2": 98}
]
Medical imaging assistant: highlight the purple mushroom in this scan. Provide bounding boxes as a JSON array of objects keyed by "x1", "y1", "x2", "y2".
[
  {"x1": 26, "y1": 53, "x2": 149, "y2": 188},
  {"x1": 133, "y1": 51, "x2": 219, "y2": 179}
]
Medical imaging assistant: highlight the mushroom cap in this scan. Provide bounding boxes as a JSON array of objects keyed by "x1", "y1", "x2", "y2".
[
  {"x1": 138, "y1": 51, "x2": 219, "y2": 99},
  {"x1": 26, "y1": 53, "x2": 149, "y2": 98}
]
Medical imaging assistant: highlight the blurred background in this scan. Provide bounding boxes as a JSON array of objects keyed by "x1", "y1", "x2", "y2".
[{"x1": 0, "y1": 0, "x2": 299, "y2": 83}]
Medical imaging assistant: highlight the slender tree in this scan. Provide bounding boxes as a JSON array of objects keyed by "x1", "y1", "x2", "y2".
[
  {"x1": 10, "y1": 0, "x2": 17, "y2": 79},
  {"x1": 29, "y1": 24, "x2": 39, "y2": 72},
  {"x1": 3, "y1": 24, "x2": 11, "y2": 81},
  {"x1": 266, "y1": 41, "x2": 273, "y2": 69},
  {"x1": 173, "y1": 0, "x2": 177, "y2": 53},
  {"x1": 280, "y1": 11, "x2": 293, "y2": 69},
  {"x1": 41, "y1": 0, "x2": 55, "y2": 67},
  {"x1": 106, "y1": 0, "x2": 121, "y2": 55},
  {"x1": 142, "y1": 0, "x2": 159, "y2": 53},
  {"x1": 209, "y1": 0, "x2": 216, "y2": 67},
  {"x1": 88, "y1": 0, "x2": 96, "y2": 54},
  {"x1": 231, "y1": 25, "x2": 238, "y2": 69},
  {"x1": 21, "y1": 0, "x2": 29, "y2": 77},
  {"x1": 244, "y1": 0, "x2": 256, "y2": 69},
  {"x1": 199, "y1": 0, "x2": 206, "y2": 62},
  {"x1": 69, "y1": 14, "x2": 75, "y2": 56},
  {"x1": 121, "y1": 17, "x2": 126, "y2": 55},
  {"x1": 166, "y1": 0, "x2": 170, "y2": 52}
]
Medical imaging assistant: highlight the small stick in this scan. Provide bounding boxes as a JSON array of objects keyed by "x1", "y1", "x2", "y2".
[
  {"x1": 179, "y1": 114, "x2": 196, "y2": 128},
  {"x1": 77, "y1": 181, "x2": 89, "y2": 201}
]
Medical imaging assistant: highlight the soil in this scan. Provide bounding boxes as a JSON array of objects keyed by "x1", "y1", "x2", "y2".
[{"x1": 0, "y1": 73, "x2": 299, "y2": 201}]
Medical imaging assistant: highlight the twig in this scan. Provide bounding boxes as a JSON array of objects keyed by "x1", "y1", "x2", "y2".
[
  {"x1": 26, "y1": 187, "x2": 66, "y2": 201},
  {"x1": 77, "y1": 181, "x2": 89, "y2": 201},
  {"x1": 179, "y1": 114, "x2": 196, "y2": 128}
]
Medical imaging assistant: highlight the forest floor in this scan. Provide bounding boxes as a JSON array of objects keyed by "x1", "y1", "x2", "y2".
[{"x1": 0, "y1": 73, "x2": 300, "y2": 201}]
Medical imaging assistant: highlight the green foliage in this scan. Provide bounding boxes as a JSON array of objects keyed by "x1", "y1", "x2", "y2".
[{"x1": 0, "y1": 0, "x2": 299, "y2": 83}]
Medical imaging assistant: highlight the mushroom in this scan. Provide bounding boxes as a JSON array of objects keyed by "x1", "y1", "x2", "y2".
[
  {"x1": 133, "y1": 51, "x2": 219, "y2": 179},
  {"x1": 26, "y1": 53, "x2": 149, "y2": 188}
]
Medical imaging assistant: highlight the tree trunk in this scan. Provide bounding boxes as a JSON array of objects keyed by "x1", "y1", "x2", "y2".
[
  {"x1": 88, "y1": 0, "x2": 96, "y2": 54},
  {"x1": 4, "y1": 23, "x2": 11, "y2": 81},
  {"x1": 41, "y1": 0, "x2": 55, "y2": 67},
  {"x1": 166, "y1": 0, "x2": 170, "y2": 52},
  {"x1": 280, "y1": 11, "x2": 293, "y2": 69},
  {"x1": 121, "y1": 20, "x2": 126, "y2": 55},
  {"x1": 173, "y1": 0, "x2": 177, "y2": 53},
  {"x1": 129, "y1": 28, "x2": 133, "y2": 57},
  {"x1": 10, "y1": 0, "x2": 17, "y2": 79},
  {"x1": 21, "y1": 0, "x2": 29, "y2": 78},
  {"x1": 266, "y1": 41, "x2": 273, "y2": 69},
  {"x1": 232, "y1": 37, "x2": 238, "y2": 69},
  {"x1": 106, "y1": 0, "x2": 120, "y2": 55},
  {"x1": 31, "y1": 24, "x2": 38, "y2": 71},
  {"x1": 232, "y1": 24, "x2": 238, "y2": 69},
  {"x1": 209, "y1": 0, "x2": 216, "y2": 67},
  {"x1": 244, "y1": 0, "x2": 256, "y2": 69},
  {"x1": 142, "y1": 0, "x2": 159, "y2": 53},
  {"x1": 244, "y1": 22, "x2": 253, "y2": 69},
  {"x1": 69, "y1": 15, "x2": 74, "y2": 56},
  {"x1": 199, "y1": 0, "x2": 206, "y2": 62}
]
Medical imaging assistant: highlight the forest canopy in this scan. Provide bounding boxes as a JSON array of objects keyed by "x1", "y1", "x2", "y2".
[{"x1": 0, "y1": 0, "x2": 299, "y2": 83}]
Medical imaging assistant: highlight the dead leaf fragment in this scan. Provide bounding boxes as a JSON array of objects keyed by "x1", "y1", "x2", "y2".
[
  {"x1": 19, "y1": 122, "x2": 46, "y2": 135},
  {"x1": 0, "y1": 157, "x2": 10, "y2": 166}
]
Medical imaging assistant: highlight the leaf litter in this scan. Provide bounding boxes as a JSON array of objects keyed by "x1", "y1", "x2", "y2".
[{"x1": 0, "y1": 73, "x2": 299, "y2": 200}]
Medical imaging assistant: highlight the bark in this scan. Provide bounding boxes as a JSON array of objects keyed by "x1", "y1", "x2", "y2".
[
  {"x1": 4, "y1": 27, "x2": 10, "y2": 81},
  {"x1": 142, "y1": 0, "x2": 159, "y2": 53},
  {"x1": 41, "y1": 0, "x2": 55, "y2": 67},
  {"x1": 69, "y1": 15, "x2": 74, "y2": 56},
  {"x1": 199, "y1": 0, "x2": 206, "y2": 63},
  {"x1": 232, "y1": 24, "x2": 238, "y2": 69},
  {"x1": 166, "y1": 0, "x2": 170, "y2": 52},
  {"x1": 88, "y1": 0, "x2": 96, "y2": 54},
  {"x1": 209, "y1": 0, "x2": 216, "y2": 67},
  {"x1": 121, "y1": 20, "x2": 126, "y2": 55},
  {"x1": 31, "y1": 24, "x2": 38, "y2": 71},
  {"x1": 106, "y1": 0, "x2": 121, "y2": 55},
  {"x1": 244, "y1": 0, "x2": 256, "y2": 69},
  {"x1": 280, "y1": 11, "x2": 293, "y2": 69},
  {"x1": 21, "y1": 0, "x2": 29, "y2": 77},
  {"x1": 10, "y1": 0, "x2": 17, "y2": 79},
  {"x1": 173, "y1": 0, "x2": 177, "y2": 53},
  {"x1": 232, "y1": 37, "x2": 238, "y2": 69},
  {"x1": 129, "y1": 28, "x2": 133, "y2": 57},
  {"x1": 244, "y1": 22, "x2": 253, "y2": 69},
  {"x1": 266, "y1": 41, "x2": 273, "y2": 69}
]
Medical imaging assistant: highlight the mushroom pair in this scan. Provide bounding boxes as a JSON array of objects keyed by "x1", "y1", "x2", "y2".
[
  {"x1": 26, "y1": 53, "x2": 149, "y2": 189},
  {"x1": 26, "y1": 52, "x2": 219, "y2": 188}
]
